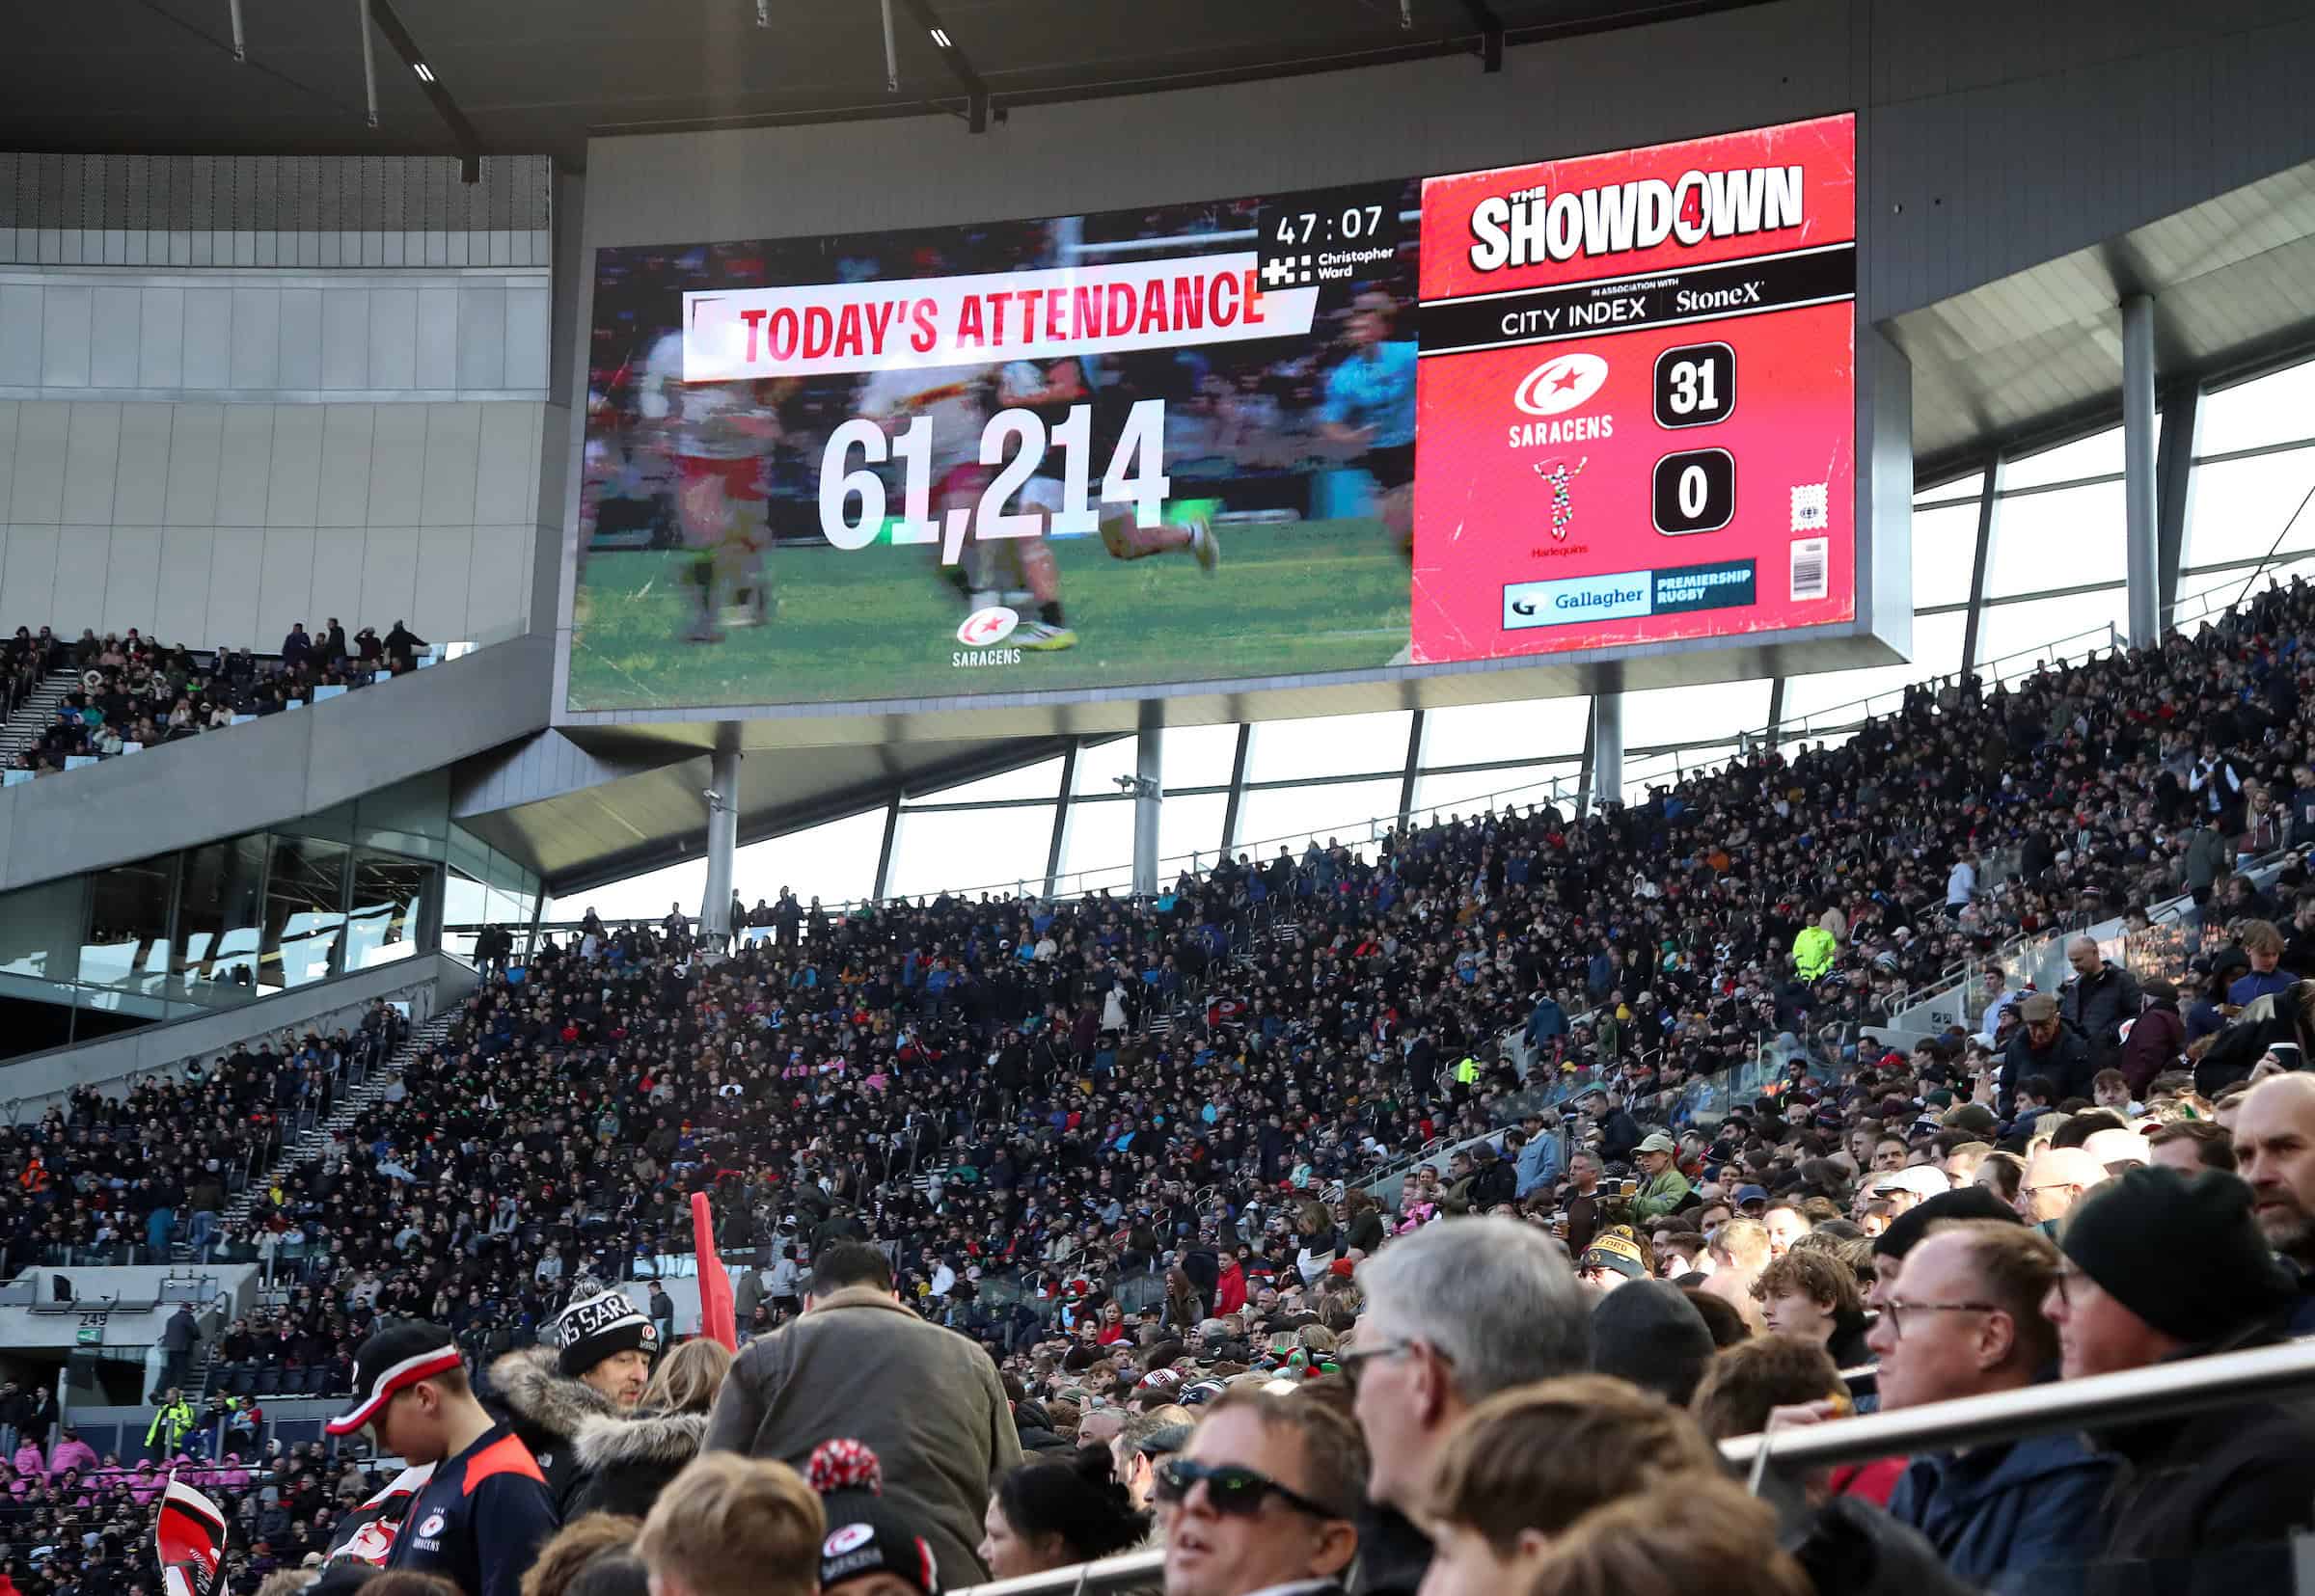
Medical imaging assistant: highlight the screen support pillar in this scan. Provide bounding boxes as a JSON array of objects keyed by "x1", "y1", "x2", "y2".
[
  {"x1": 1132, "y1": 729, "x2": 1163, "y2": 897},
  {"x1": 2156, "y1": 382, "x2": 2201, "y2": 633},
  {"x1": 2122, "y1": 293, "x2": 2162, "y2": 648},
  {"x1": 1959, "y1": 454, "x2": 2003, "y2": 677},
  {"x1": 1590, "y1": 693, "x2": 1623, "y2": 811},
  {"x1": 699, "y1": 733, "x2": 741, "y2": 942}
]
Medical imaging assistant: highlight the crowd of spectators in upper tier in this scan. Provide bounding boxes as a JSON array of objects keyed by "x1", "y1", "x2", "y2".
[{"x1": 2, "y1": 620, "x2": 432, "y2": 775}]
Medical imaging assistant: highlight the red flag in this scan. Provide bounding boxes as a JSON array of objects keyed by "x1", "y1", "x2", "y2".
[
  {"x1": 156, "y1": 1477, "x2": 228, "y2": 1596},
  {"x1": 693, "y1": 1191, "x2": 739, "y2": 1351}
]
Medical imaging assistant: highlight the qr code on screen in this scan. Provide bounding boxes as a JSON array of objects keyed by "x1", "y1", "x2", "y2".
[{"x1": 1791, "y1": 538, "x2": 1829, "y2": 602}]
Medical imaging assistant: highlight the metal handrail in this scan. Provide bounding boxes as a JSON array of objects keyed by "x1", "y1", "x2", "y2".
[
  {"x1": 947, "y1": 1337, "x2": 2315, "y2": 1596},
  {"x1": 955, "y1": 1550, "x2": 1165, "y2": 1596},
  {"x1": 1718, "y1": 1334, "x2": 2315, "y2": 1469}
]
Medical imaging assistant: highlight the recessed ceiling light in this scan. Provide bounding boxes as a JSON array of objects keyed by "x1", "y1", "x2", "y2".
[
  {"x1": 412, "y1": 62, "x2": 435, "y2": 83},
  {"x1": 930, "y1": 27, "x2": 953, "y2": 47}
]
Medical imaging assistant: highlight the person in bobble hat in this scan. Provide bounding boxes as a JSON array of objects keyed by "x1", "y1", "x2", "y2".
[
  {"x1": 2043, "y1": 1164, "x2": 2315, "y2": 1580},
  {"x1": 808, "y1": 1437, "x2": 943, "y2": 1595},
  {"x1": 491, "y1": 1287, "x2": 660, "y2": 1517}
]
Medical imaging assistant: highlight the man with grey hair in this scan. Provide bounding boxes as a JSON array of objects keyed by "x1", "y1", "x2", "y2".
[
  {"x1": 1346, "y1": 1216, "x2": 1588, "y2": 1595},
  {"x1": 2059, "y1": 934, "x2": 2140, "y2": 1073}
]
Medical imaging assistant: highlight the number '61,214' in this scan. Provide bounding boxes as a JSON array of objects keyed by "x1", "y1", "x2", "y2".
[{"x1": 819, "y1": 399, "x2": 1169, "y2": 565}]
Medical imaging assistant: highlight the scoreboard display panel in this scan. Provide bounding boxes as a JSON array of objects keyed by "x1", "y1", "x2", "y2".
[
  {"x1": 1411, "y1": 116, "x2": 1858, "y2": 662},
  {"x1": 566, "y1": 113, "x2": 1857, "y2": 715}
]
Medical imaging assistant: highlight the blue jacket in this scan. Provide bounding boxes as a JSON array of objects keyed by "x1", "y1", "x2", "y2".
[
  {"x1": 1885, "y1": 1429, "x2": 2116, "y2": 1595},
  {"x1": 1525, "y1": 996, "x2": 1567, "y2": 1048},
  {"x1": 1514, "y1": 1133, "x2": 1562, "y2": 1198}
]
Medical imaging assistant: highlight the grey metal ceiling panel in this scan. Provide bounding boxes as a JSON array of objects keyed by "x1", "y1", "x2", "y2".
[{"x1": 1893, "y1": 156, "x2": 2315, "y2": 477}]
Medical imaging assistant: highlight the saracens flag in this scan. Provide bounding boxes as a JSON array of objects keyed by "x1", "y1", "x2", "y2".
[
  {"x1": 155, "y1": 1477, "x2": 230, "y2": 1596},
  {"x1": 321, "y1": 1463, "x2": 439, "y2": 1569}
]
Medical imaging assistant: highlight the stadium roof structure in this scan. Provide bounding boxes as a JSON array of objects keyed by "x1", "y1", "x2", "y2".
[
  {"x1": 0, "y1": 0, "x2": 1770, "y2": 168},
  {"x1": 1899, "y1": 157, "x2": 2315, "y2": 485}
]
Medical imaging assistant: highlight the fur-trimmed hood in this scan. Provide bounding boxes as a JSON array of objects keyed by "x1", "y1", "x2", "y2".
[
  {"x1": 489, "y1": 1344, "x2": 620, "y2": 1444},
  {"x1": 573, "y1": 1409, "x2": 708, "y2": 1473}
]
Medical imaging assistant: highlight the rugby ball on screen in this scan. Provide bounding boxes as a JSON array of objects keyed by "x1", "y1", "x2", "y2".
[{"x1": 957, "y1": 607, "x2": 1020, "y2": 647}]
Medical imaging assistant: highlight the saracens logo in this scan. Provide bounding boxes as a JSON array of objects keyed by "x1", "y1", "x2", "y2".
[
  {"x1": 1512, "y1": 353, "x2": 1608, "y2": 417},
  {"x1": 417, "y1": 1512, "x2": 447, "y2": 1538},
  {"x1": 956, "y1": 606, "x2": 1020, "y2": 647},
  {"x1": 825, "y1": 1525, "x2": 876, "y2": 1555}
]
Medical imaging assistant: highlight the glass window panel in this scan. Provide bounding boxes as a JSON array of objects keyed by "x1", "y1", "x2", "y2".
[
  {"x1": 1621, "y1": 679, "x2": 1772, "y2": 757},
  {"x1": 1912, "y1": 502, "x2": 1981, "y2": 609},
  {"x1": 1780, "y1": 610, "x2": 1968, "y2": 728},
  {"x1": 1916, "y1": 472, "x2": 1984, "y2": 508},
  {"x1": 1159, "y1": 792, "x2": 1230, "y2": 876},
  {"x1": 1161, "y1": 723, "x2": 1241, "y2": 792},
  {"x1": 1631, "y1": 744, "x2": 1741, "y2": 801},
  {"x1": 177, "y1": 834, "x2": 267, "y2": 993},
  {"x1": 910, "y1": 757, "x2": 1064, "y2": 807},
  {"x1": 888, "y1": 804, "x2": 1055, "y2": 900},
  {"x1": 2199, "y1": 360, "x2": 2315, "y2": 458},
  {"x1": 2002, "y1": 424, "x2": 2124, "y2": 491},
  {"x1": 2183, "y1": 447, "x2": 2315, "y2": 569},
  {"x1": 1985, "y1": 480, "x2": 2127, "y2": 598},
  {"x1": 262, "y1": 836, "x2": 348, "y2": 990},
  {"x1": 554, "y1": 859, "x2": 709, "y2": 929},
  {"x1": 344, "y1": 854, "x2": 433, "y2": 969},
  {"x1": 82, "y1": 857, "x2": 176, "y2": 998},
  {"x1": 0, "y1": 878, "x2": 87, "y2": 987},
  {"x1": 733, "y1": 808, "x2": 889, "y2": 914},
  {"x1": 1412, "y1": 763, "x2": 1581, "y2": 825},
  {"x1": 1421, "y1": 696, "x2": 1591, "y2": 769},
  {"x1": 1234, "y1": 778, "x2": 1402, "y2": 862},
  {"x1": 1975, "y1": 588, "x2": 2132, "y2": 683},
  {"x1": 443, "y1": 868, "x2": 488, "y2": 933},
  {"x1": 1245, "y1": 711, "x2": 1411, "y2": 782},
  {"x1": 1072, "y1": 738, "x2": 1138, "y2": 797},
  {"x1": 1060, "y1": 797, "x2": 1135, "y2": 895}
]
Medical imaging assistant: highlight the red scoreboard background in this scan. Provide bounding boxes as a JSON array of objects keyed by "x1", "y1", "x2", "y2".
[{"x1": 1410, "y1": 114, "x2": 1857, "y2": 663}]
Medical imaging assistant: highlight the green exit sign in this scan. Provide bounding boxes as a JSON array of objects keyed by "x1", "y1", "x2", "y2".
[{"x1": 74, "y1": 1327, "x2": 99, "y2": 1345}]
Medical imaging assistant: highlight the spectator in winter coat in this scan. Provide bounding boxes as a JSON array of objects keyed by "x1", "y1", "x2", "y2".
[
  {"x1": 492, "y1": 1288, "x2": 659, "y2": 1518},
  {"x1": 1877, "y1": 1223, "x2": 2114, "y2": 1594},
  {"x1": 1999, "y1": 995, "x2": 2095, "y2": 1117},
  {"x1": 2044, "y1": 1167, "x2": 2315, "y2": 1584},
  {"x1": 569, "y1": 1338, "x2": 730, "y2": 1519},
  {"x1": 2058, "y1": 939, "x2": 2141, "y2": 1070},
  {"x1": 701, "y1": 1242, "x2": 1020, "y2": 1584},
  {"x1": 2118, "y1": 980, "x2": 2187, "y2": 1096}
]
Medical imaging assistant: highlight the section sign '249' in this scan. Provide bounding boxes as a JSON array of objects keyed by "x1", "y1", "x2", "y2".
[{"x1": 1410, "y1": 113, "x2": 1858, "y2": 663}]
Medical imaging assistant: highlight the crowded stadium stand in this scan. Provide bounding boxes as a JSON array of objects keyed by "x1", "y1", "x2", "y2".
[{"x1": 13, "y1": 0, "x2": 2315, "y2": 1592}]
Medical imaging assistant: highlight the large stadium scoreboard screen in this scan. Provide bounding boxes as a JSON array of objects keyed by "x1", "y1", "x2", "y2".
[
  {"x1": 566, "y1": 113, "x2": 1855, "y2": 714},
  {"x1": 1412, "y1": 117, "x2": 1857, "y2": 660}
]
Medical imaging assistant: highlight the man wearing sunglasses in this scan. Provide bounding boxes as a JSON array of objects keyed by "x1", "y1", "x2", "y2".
[{"x1": 1157, "y1": 1387, "x2": 1365, "y2": 1596}]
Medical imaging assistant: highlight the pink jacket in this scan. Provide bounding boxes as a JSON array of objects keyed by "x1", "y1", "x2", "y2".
[
  {"x1": 47, "y1": 1438, "x2": 95, "y2": 1474},
  {"x1": 9, "y1": 1444, "x2": 41, "y2": 1480}
]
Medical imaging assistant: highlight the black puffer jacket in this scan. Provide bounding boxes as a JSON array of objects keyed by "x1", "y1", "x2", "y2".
[
  {"x1": 489, "y1": 1345, "x2": 624, "y2": 1519},
  {"x1": 568, "y1": 1408, "x2": 709, "y2": 1519}
]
